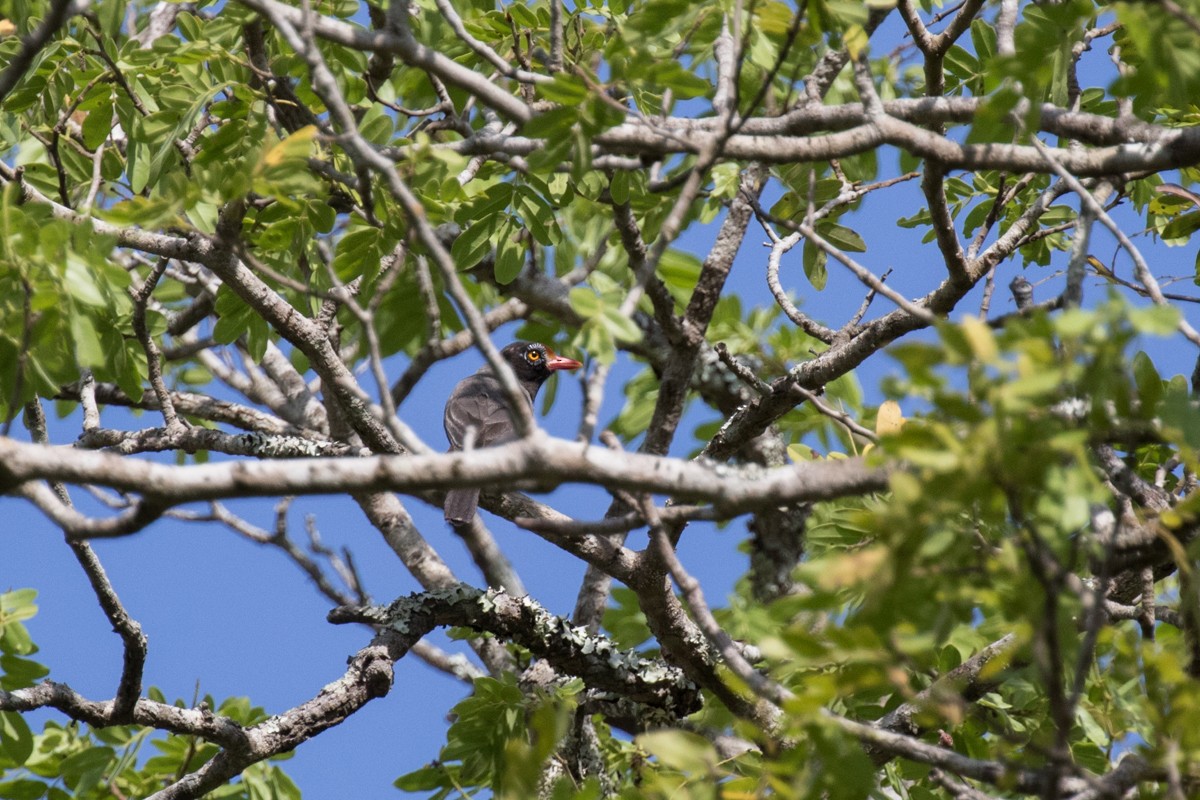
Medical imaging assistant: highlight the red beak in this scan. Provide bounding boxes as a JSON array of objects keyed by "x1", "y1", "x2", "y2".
[{"x1": 545, "y1": 349, "x2": 582, "y2": 371}]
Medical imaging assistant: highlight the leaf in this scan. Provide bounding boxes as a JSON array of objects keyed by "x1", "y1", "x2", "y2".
[
  {"x1": 68, "y1": 313, "x2": 106, "y2": 368},
  {"x1": 0, "y1": 655, "x2": 49, "y2": 690},
  {"x1": 1131, "y1": 350, "x2": 1164, "y2": 412},
  {"x1": 601, "y1": 306, "x2": 643, "y2": 343},
  {"x1": 803, "y1": 238, "x2": 828, "y2": 290},
  {"x1": 959, "y1": 316, "x2": 998, "y2": 363},
  {"x1": 394, "y1": 765, "x2": 449, "y2": 791},
  {"x1": 601, "y1": 588, "x2": 653, "y2": 650},
  {"x1": 1128, "y1": 304, "x2": 1180, "y2": 336},
  {"x1": 450, "y1": 216, "x2": 500, "y2": 269},
  {"x1": 711, "y1": 162, "x2": 741, "y2": 199},
  {"x1": 63, "y1": 257, "x2": 107, "y2": 308},
  {"x1": 658, "y1": 249, "x2": 701, "y2": 293},
  {"x1": 811, "y1": 546, "x2": 889, "y2": 590},
  {"x1": 875, "y1": 400, "x2": 905, "y2": 435},
  {"x1": 568, "y1": 287, "x2": 602, "y2": 317},
  {"x1": 493, "y1": 220, "x2": 524, "y2": 284},
  {"x1": 508, "y1": 3, "x2": 540, "y2": 28},
  {"x1": 0, "y1": 590, "x2": 38, "y2": 622},
  {"x1": 538, "y1": 74, "x2": 589, "y2": 105},
  {"x1": 1075, "y1": 706, "x2": 1110, "y2": 748},
  {"x1": 59, "y1": 746, "x2": 115, "y2": 795},
  {"x1": 260, "y1": 125, "x2": 318, "y2": 168},
  {"x1": 81, "y1": 97, "x2": 115, "y2": 150},
  {"x1": 818, "y1": 222, "x2": 867, "y2": 253},
  {"x1": 0, "y1": 779, "x2": 47, "y2": 800},
  {"x1": 0, "y1": 712, "x2": 33, "y2": 767},
  {"x1": 1160, "y1": 209, "x2": 1200, "y2": 242},
  {"x1": 609, "y1": 170, "x2": 630, "y2": 205},
  {"x1": 625, "y1": 0, "x2": 692, "y2": 33},
  {"x1": 636, "y1": 730, "x2": 718, "y2": 774},
  {"x1": 646, "y1": 61, "x2": 711, "y2": 98},
  {"x1": 332, "y1": 226, "x2": 386, "y2": 281},
  {"x1": 788, "y1": 443, "x2": 818, "y2": 461},
  {"x1": 515, "y1": 186, "x2": 559, "y2": 246},
  {"x1": 843, "y1": 24, "x2": 868, "y2": 59}
]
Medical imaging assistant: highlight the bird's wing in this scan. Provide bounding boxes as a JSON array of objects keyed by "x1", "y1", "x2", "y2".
[{"x1": 443, "y1": 374, "x2": 525, "y2": 449}]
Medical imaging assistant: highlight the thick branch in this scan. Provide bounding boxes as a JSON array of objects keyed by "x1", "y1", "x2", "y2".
[
  {"x1": 0, "y1": 433, "x2": 889, "y2": 522},
  {"x1": 329, "y1": 585, "x2": 700, "y2": 714}
]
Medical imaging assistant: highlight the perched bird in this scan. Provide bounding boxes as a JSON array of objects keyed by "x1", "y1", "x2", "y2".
[{"x1": 443, "y1": 341, "x2": 582, "y2": 525}]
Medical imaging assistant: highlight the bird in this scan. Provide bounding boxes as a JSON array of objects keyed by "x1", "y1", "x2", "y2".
[{"x1": 443, "y1": 341, "x2": 582, "y2": 525}]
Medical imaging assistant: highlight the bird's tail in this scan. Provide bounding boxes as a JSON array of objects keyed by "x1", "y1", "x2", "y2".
[{"x1": 444, "y1": 488, "x2": 480, "y2": 526}]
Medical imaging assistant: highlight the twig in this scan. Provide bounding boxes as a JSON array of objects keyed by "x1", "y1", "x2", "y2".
[
  {"x1": 0, "y1": 0, "x2": 83, "y2": 104},
  {"x1": 1031, "y1": 137, "x2": 1200, "y2": 347},
  {"x1": 23, "y1": 399, "x2": 147, "y2": 723},
  {"x1": 131, "y1": 257, "x2": 183, "y2": 432},
  {"x1": 795, "y1": 219, "x2": 936, "y2": 323}
]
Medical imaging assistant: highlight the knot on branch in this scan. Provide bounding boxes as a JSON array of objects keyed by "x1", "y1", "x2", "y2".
[{"x1": 353, "y1": 646, "x2": 395, "y2": 699}]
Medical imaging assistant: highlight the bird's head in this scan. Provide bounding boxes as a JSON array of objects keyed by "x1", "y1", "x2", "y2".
[{"x1": 501, "y1": 341, "x2": 582, "y2": 387}]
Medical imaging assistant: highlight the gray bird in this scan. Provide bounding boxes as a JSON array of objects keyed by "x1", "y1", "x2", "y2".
[{"x1": 442, "y1": 341, "x2": 582, "y2": 525}]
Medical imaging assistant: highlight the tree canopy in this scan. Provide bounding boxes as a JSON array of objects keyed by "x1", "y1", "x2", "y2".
[{"x1": 3, "y1": 0, "x2": 1200, "y2": 797}]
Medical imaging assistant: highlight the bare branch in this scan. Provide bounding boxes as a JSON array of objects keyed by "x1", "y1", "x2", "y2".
[
  {"x1": 22, "y1": 401, "x2": 147, "y2": 723},
  {"x1": 0, "y1": 434, "x2": 888, "y2": 526},
  {"x1": 235, "y1": 0, "x2": 533, "y2": 123}
]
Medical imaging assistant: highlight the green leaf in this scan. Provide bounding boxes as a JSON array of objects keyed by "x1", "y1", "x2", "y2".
[
  {"x1": 568, "y1": 287, "x2": 602, "y2": 317},
  {"x1": 1161, "y1": 209, "x2": 1200, "y2": 242},
  {"x1": 601, "y1": 306, "x2": 642, "y2": 343},
  {"x1": 68, "y1": 313, "x2": 105, "y2": 368},
  {"x1": 538, "y1": 74, "x2": 589, "y2": 105},
  {"x1": 803, "y1": 238, "x2": 828, "y2": 290},
  {"x1": 394, "y1": 764, "x2": 449, "y2": 791},
  {"x1": 601, "y1": 587, "x2": 653, "y2": 650},
  {"x1": 645, "y1": 61, "x2": 712, "y2": 99},
  {"x1": 1132, "y1": 350, "x2": 1164, "y2": 413},
  {"x1": 1128, "y1": 304, "x2": 1180, "y2": 336},
  {"x1": 818, "y1": 222, "x2": 867, "y2": 253},
  {"x1": 515, "y1": 186, "x2": 559, "y2": 246},
  {"x1": 493, "y1": 220, "x2": 524, "y2": 284},
  {"x1": 0, "y1": 712, "x2": 33, "y2": 767},
  {"x1": 0, "y1": 655, "x2": 49, "y2": 690},
  {"x1": 1075, "y1": 706, "x2": 1110, "y2": 748},
  {"x1": 0, "y1": 779, "x2": 47, "y2": 800},
  {"x1": 332, "y1": 226, "x2": 386, "y2": 281},
  {"x1": 451, "y1": 216, "x2": 500, "y2": 269},
  {"x1": 81, "y1": 98, "x2": 115, "y2": 151},
  {"x1": 636, "y1": 730, "x2": 718, "y2": 774},
  {"x1": 608, "y1": 171, "x2": 630, "y2": 206},
  {"x1": 59, "y1": 746, "x2": 115, "y2": 795},
  {"x1": 62, "y1": 257, "x2": 108, "y2": 308},
  {"x1": 0, "y1": 590, "x2": 38, "y2": 622},
  {"x1": 259, "y1": 125, "x2": 318, "y2": 170},
  {"x1": 509, "y1": 3, "x2": 540, "y2": 28},
  {"x1": 657, "y1": 248, "x2": 701, "y2": 295}
]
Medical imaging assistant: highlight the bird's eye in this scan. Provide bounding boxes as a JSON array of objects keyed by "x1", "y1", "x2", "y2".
[{"x1": 527, "y1": 351, "x2": 541, "y2": 362}]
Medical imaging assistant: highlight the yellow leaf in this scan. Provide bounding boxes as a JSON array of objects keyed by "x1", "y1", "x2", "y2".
[
  {"x1": 815, "y1": 546, "x2": 889, "y2": 590},
  {"x1": 787, "y1": 443, "x2": 818, "y2": 461},
  {"x1": 876, "y1": 400, "x2": 905, "y2": 435},
  {"x1": 261, "y1": 124, "x2": 317, "y2": 168},
  {"x1": 960, "y1": 315, "x2": 998, "y2": 363},
  {"x1": 844, "y1": 24, "x2": 869, "y2": 60}
]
